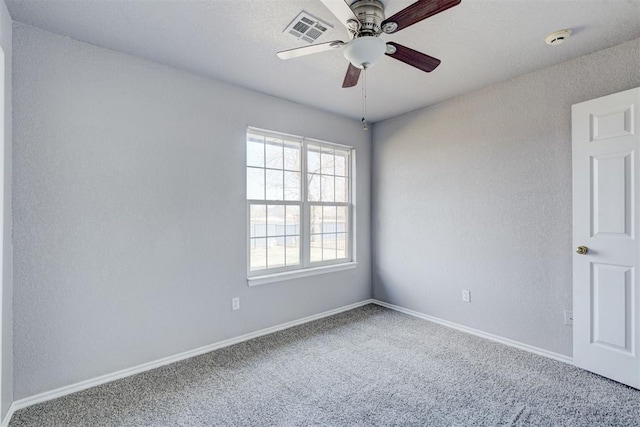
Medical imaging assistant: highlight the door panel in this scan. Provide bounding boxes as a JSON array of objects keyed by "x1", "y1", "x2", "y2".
[
  {"x1": 590, "y1": 105, "x2": 634, "y2": 141},
  {"x1": 573, "y1": 87, "x2": 640, "y2": 389},
  {"x1": 591, "y1": 263, "x2": 632, "y2": 352},
  {"x1": 591, "y1": 152, "x2": 633, "y2": 237}
]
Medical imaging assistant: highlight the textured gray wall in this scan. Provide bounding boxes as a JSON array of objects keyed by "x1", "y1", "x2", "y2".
[
  {"x1": 12, "y1": 23, "x2": 371, "y2": 399},
  {"x1": 372, "y1": 37, "x2": 640, "y2": 357},
  {"x1": 0, "y1": 0, "x2": 10, "y2": 418}
]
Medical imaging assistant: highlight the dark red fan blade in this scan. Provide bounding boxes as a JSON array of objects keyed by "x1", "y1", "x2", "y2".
[
  {"x1": 382, "y1": 0, "x2": 461, "y2": 34},
  {"x1": 342, "y1": 63, "x2": 362, "y2": 88},
  {"x1": 385, "y1": 42, "x2": 441, "y2": 73}
]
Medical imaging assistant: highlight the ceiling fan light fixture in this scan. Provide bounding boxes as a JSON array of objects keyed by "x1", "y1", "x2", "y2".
[{"x1": 343, "y1": 36, "x2": 387, "y2": 69}]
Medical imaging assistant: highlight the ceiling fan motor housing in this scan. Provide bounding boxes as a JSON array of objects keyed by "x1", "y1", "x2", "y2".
[{"x1": 350, "y1": 0, "x2": 385, "y2": 37}]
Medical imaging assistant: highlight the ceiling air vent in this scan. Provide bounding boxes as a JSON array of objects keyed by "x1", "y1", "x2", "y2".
[{"x1": 284, "y1": 12, "x2": 333, "y2": 44}]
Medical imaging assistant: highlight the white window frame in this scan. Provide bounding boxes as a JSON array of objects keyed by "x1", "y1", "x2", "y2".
[{"x1": 246, "y1": 127, "x2": 356, "y2": 285}]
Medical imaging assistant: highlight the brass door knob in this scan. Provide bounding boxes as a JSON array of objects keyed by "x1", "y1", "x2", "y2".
[{"x1": 576, "y1": 246, "x2": 589, "y2": 255}]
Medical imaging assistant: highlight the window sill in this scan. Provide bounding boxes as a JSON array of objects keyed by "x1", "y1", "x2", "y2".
[{"x1": 247, "y1": 262, "x2": 358, "y2": 287}]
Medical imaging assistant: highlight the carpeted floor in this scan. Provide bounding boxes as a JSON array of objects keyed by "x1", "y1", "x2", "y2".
[{"x1": 9, "y1": 304, "x2": 640, "y2": 426}]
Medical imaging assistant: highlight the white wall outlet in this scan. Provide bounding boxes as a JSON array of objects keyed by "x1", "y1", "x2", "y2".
[
  {"x1": 564, "y1": 310, "x2": 573, "y2": 326},
  {"x1": 232, "y1": 297, "x2": 240, "y2": 311},
  {"x1": 462, "y1": 289, "x2": 471, "y2": 303}
]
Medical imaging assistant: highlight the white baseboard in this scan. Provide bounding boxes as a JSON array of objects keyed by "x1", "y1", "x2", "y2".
[
  {"x1": 1, "y1": 402, "x2": 16, "y2": 427},
  {"x1": 372, "y1": 299, "x2": 573, "y2": 365},
  {"x1": 6, "y1": 299, "x2": 375, "y2": 420},
  {"x1": 2, "y1": 298, "x2": 573, "y2": 425}
]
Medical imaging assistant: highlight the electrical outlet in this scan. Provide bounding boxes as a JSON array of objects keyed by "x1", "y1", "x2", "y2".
[
  {"x1": 564, "y1": 310, "x2": 573, "y2": 326},
  {"x1": 232, "y1": 297, "x2": 240, "y2": 311},
  {"x1": 462, "y1": 289, "x2": 471, "y2": 303}
]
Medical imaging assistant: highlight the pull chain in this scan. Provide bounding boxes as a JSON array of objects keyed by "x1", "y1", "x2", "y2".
[{"x1": 361, "y1": 65, "x2": 368, "y2": 131}]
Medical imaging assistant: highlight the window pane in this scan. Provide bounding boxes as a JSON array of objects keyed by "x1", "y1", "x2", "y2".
[
  {"x1": 286, "y1": 205, "x2": 300, "y2": 236},
  {"x1": 250, "y1": 204, "x2": 266, "y2": 237},
  {"x1": 308, "y1": 173, "x2": 321, "y2": 201},
  {"x1": 285, "y1": 208, "x2": 300, "y2": 267},
  {"x1": 322, "y1": 234, "x2": 337, "y2": 260},
  {"x1": 247, "y1": 140, "x2": 264, "y2": 168},
  {"x1": 337, "y1": 206, "x2": 348, "y2": 233},
  {"x1": 285, "y1": 236, "x2": 300, "y2": 266},
  {"x1": 265, "y1": 139, "x2": 283, "y2": 169},
  {"x1": 267, "y1": 205, "x2": 285, "y2": 237},
  {"x1": 283, "y1": 143, "x2": 301, "y2": 171},
  {"x1": 308, "y1": 146, "x2": 321, "y2": 173},
  {"x1": 335, "y1": 177, "x2": 347, "y2": 203},
  {"x1": 321, "y1": 175, "x2": 334, "y2": 202},
  {"x1": 284, "y1": 171, "x2": 300, "y2": 201},
  {"x1": 267, "y1": 237, "x2": 285, "y2": 268},
  {"x1": 310, "y1": 233, "x2": 322, "y2": 263},
  {"x1": 335, "y1": 152, "x2": 347, "y2": 177},
  {"x1": 336, "y1": 233, "x2": 347, "y2": 259},
  {"x1": 265, "y1": 170, "x2": 284, "y2": 200},
  {"x1": 247, "y1": 167, "x2": 264, "y2": 200},
  {"x1": 250, "y1": 238, "x2": 267, "y2": 271},
  {"x1": 321, "y1": 150, "x2": 335, "y2": 175},
  {"x1": 323, "y1": 206, "x2": 337, "y2": 233},
  {"x1": 311, "y1": 205, "x2": 323, "y2": 235}
]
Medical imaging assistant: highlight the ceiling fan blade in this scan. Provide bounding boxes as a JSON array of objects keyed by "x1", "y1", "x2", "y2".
[
  {"x1": 385, "y1": 42, "x2": 441, "y2": 73},
  {"x1": 319, "y1": 0, "x2": 360, "y2": 31},
  {"x1": 342, "y1": 63, "x2": 362, "y2": 88},
  {"x1": 382, "y1": 0, "x2": 461, "y2": 34},
  {"x1": 277, "y1": 41, "x2": 345, "y2": 60}
]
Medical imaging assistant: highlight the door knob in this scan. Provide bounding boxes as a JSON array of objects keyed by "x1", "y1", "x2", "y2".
[{"x1": 576, "y1": 246, "x2": 589, "y2": 255}]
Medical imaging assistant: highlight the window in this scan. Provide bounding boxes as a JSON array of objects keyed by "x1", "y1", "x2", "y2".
[{"x1": 247, "y1": 127, "x2": 353, "y2": 278}]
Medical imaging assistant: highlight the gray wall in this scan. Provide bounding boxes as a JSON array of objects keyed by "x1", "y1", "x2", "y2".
[
  {"x1": 12, "y1": 23, "x2": 371, "y2": 400},
  {"x1": 0, "y1": 0, "x2": 10, "y2": 418},
  {"x1": 372, "y1": 37, "x2": 640, "y2": 357}
]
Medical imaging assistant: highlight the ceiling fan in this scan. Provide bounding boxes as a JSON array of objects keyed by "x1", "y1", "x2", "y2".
[{"x1": 277, "y1": 0, "x2": 462, "y2": 88}]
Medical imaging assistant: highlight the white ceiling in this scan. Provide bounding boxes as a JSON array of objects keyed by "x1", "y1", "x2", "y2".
[{"x1": 6, "y1": 0, "x2": 640, "y2": 122}]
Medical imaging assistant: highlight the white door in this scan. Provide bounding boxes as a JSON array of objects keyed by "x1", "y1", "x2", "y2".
[{"x1": 572, "y1": 87, "x2": 640, "y2": 388}]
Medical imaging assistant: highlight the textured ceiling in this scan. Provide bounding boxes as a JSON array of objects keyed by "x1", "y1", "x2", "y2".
[{"x1": 6, "y1": 0, "x2": 640, "y2": 122}]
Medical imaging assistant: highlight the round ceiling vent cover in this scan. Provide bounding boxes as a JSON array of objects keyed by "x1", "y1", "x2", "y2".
[{"x1": 545, "y1": 29, "x2": 572, "y2": 46}]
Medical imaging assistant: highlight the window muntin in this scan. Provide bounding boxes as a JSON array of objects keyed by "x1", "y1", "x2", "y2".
[{"x1": 247, "y1": 128, "x2": 353, "y2": 276}]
